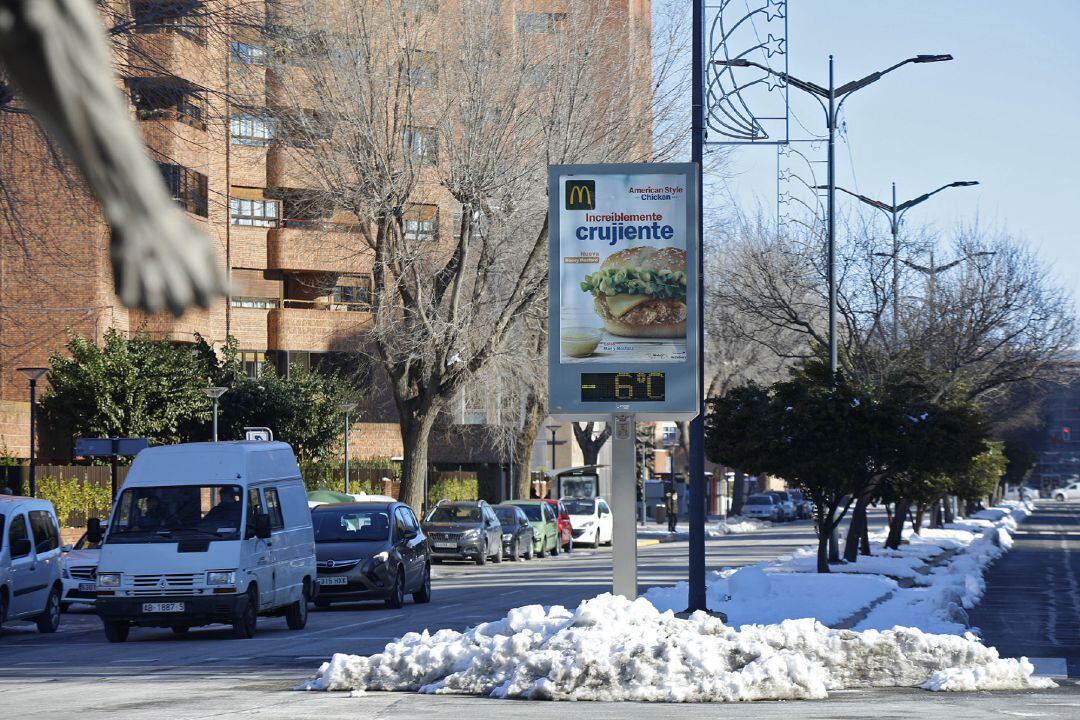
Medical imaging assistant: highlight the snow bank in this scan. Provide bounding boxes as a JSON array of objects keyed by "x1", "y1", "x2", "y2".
[
  {"x1": 716, "y1": 517, "x2": 772, "y2": 534},
  {"x1": 300, "y1": 593, "x2": 1053, "y2": 700},
  {"x1": 637, "y1": 517, "x2": 769, "y2": 540}
]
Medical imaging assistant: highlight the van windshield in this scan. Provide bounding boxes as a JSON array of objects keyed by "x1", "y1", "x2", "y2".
[{"x1": 106, "y1": 485, "x2": 244, "y2": 543}]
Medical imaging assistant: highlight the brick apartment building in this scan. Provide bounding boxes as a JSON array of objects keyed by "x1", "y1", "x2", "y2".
[{"x1": 0, "y1": 1, "x2": 652, "y2": 479}]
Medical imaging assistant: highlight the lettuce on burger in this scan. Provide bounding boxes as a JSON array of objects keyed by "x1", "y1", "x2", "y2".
[{"x1": 580, "y1": 246, "x2": 687, "y2": 338}]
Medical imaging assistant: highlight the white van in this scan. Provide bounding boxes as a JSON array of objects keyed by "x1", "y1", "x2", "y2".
[
  {"x1": 92, "y1": 441, "x2": 315, "y2": 642},
  {"x1": 1, "y1": 496, "x2": 63, "y2": 636}
]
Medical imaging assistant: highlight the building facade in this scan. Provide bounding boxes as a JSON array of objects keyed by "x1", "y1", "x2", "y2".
[{"x1": 0, "y1": 0, "x2": 652, "y2": 466}]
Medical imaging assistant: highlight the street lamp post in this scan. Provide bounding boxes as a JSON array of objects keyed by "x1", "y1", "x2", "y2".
[
  {"x1": 17, "y1": 367, "x2": 49, "y2": 497},
  {"x1": 339, "y1": 402, "x2": 358, "y2": 494},
  {"x1": 824, "y1": 180, "x2": 979, "y2": 345},
  {"x1": 201, "y1": 387, "x2": 228, "y2": 442},
  {"x1": 714, "y1": 54, "x2": 953, "y2": 374},
  {"x1": 544, "y1": 424, "x2": 565, "y2": 497}
]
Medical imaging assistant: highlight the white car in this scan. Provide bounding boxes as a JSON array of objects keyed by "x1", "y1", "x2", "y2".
[
  {"x1": 1, "y1": 495, "x2": 64, "y2": 635},
  {"x1": 562, "y1": 497, "x2": 613, "y2": 547},
  {"x1": 742, "y1": 495, "x2": 779, "y2": 521},
  {"x1": 60, "y1": 531, "x2": 102, "y2": 611},
  {"x1": 1050, "y1": 481, "x2": 1080, "y2": 502}
]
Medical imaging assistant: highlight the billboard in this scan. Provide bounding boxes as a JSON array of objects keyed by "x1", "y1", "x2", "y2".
[{"x1": 549, "y1": 163, "x2": 700, "y2": 420}]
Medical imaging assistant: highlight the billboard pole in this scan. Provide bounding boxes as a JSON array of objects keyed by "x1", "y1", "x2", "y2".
[
  {"x1": 687, "y1": 0, "x2": 708, "y2": 613},
  {"x1": 611, "y1": 413, "x2": 638, "y2": 599}
]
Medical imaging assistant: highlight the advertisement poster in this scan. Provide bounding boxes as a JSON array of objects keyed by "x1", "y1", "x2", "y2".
[{"x1": 558, "y1": 172, "x2": 689, "y2": 364}]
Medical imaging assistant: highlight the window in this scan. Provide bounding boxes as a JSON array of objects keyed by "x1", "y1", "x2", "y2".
[
  {"x1": 402, "y1": 50, "x2": 438, "y2": 88},
  {"x1": 157, "y1": 163, "x2": 208, "y2": 217},
  {"x1": 130, "y1": 79, "x2": 205, "y2": 128},
  {"x1": 230, "y1": 297, "x2": 278, "y2": 310},
  {"x1": 230, "y1": 198, "x2": 279, "y2": 227},
  {"x1": 264, "y1": 488, "x2": 285, "y2": 530},
  {"x1": 394, "y1": 507, "x2": 411, "y2": 540},
  {"x1": 403, "y1": 127, "x2": 437, "y2": 165},
  {"x1": 132, "y1": 0, "x2": 207, "y2": 44},
  {"x1": 403, "y1": 203, "x2": 438, "y2": 242},
  {"x1": 230, "y1": 114, "x2": 275, "y2": 146},
  {"x1": 230, "y1": 40, "x2": 268, "y2": 64},
  {"x1": 331, "y1": 276, "x2": 371, "y2": 309},
  {"x1": 661, "y1": 424, "x2": 678, "y2": 444},
  {"x1": 515, "y1": 11, "x2": 566, "y2": 34},
  {"x1": 7, "y1": 514, "x2": 29, "y2": 558},
  {"x1": 28, "y1": 510, "x2": 60, "y2": 554},
  {"x1": 246, "y1": 488, "x2": 264, "y2": 530},
  {"x1": 239, "y1": 350, "x2": 267, "y2": 378}
]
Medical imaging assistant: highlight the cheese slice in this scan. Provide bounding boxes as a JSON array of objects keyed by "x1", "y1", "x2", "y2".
[{"x1": 605, "y1": 293, "x2": 651, "y2": 318}]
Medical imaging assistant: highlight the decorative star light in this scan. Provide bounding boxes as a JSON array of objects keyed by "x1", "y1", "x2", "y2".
[
  {"x1": 764, "y1": 0, "x2": 786, "y2": 22},
  {"x1": 765, "y1": 72, "x2": 786, "y2": 91},
  {"x1": 764, "y1": 33, "x2": 786, "y2": 58}
]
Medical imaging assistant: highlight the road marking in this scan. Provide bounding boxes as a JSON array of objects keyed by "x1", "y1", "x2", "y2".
[
  {"x1": 13, "y1": 661, "x2": 62, "y2": 665},
  {"x1": 499, "y1": 590, "x2": 523, "y2": 597},
  {"x1": 109, "y1": 658, "x2": 158, "y2": 663},
  {"x1": 440, "y1": 603, "x2": 462, "y2": 609}
]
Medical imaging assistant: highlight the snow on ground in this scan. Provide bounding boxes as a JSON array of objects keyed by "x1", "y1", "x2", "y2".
[
  {"x1": 301, "y1": 501, "x2": 1050, "y2": 702},
  {"x1": 637, "y1": 516, "x2": 771, "y2": 540},
  {"x1": 300, "y1": 593, "x2": 1053, "y2": 700}
]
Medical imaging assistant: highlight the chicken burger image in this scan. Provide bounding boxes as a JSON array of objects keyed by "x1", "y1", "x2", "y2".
[{"x1": 580, "y1": 246, "x2": 687, "y2": 338}]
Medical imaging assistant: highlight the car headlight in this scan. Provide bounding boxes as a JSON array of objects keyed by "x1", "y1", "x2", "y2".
[
  {"x1": 62, "y1": 565, "x2": 71, "y2": 579},
  {"x1": 461, "y1": 529, "x2": 481, "y2": 540},
  {"x1": 581, "y1": 520, "x2": 595, "y2": 528},
  {"x1": 370, "y1": 551, "x2": 389, "y2": 564},
  {"x1": 206, "y1": 571, "x2": 237, "y2": 586},
  {"x1": 98, "y1": 573, "x2": 121, "y2": 588},
  {"x1": 502, "y1": 533, "x2": 513, "y2": 541}
]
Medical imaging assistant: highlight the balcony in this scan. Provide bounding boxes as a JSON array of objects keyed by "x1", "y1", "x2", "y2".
[
  {"x1": 266, "y1": 145, "x2": 322, "y2": 189},
  {"x1": 228, "y1": 144, "x2": 268, "y2": 187},
  {"x1": 267, "y1": 221, "x2": 370, "y2": 273},
  {"x1": 268, "y1": 302, "x2": 372, "y2": 352}
]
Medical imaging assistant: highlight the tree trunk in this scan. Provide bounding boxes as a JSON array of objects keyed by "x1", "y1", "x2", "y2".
[
  {"x1": 860, "y1": 513, "x2": 871, "y2": 555},
  {"x1": 943, "y1": 496, "x2": 955, "y2": 524},
  {"x1": 885, "y1": 498, "x2": 910, "y2": 550},
  {"x1": 815, "y1": 512, "x2": 832, "y2": 573},
  {"x1": 514, "y1": 392, "x2": 546, "y2": 501},
  {"x1": 731, "y1": 471, "x2": 747, "y2": 516},
  {"x1": 398, "y1": 410, "x2": 438, "y2": 513},
  {"x1": 843, "y1": 495, "x2": 869, "y2": 562},
  {"x1": 913, "y1": 505, "x2": 925, "y2": 534}
]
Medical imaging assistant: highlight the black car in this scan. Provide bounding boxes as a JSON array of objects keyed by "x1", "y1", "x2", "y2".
[
  {"x1": 311, "y1": 501, "x2": 431, "y2": 609},
  {"x1": 421, "y1": 500, "x2": 503, "y2": 565},
  {"x1": 493, "y1": 504, "x2": 535, "y2": 561}
]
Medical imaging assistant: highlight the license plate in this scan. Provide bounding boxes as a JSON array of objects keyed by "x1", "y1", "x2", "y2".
[
  {"x1": 78, "y1": 582, "x2": 95, "y2": 592},
  {"x1": 142, "y1": 602, "x2": 184, "y2": 613},
  {"x1": 433, "y1": 542, "x2": 457, "y2": 549},
  {"x1": 317, "y1": 576, "x2": 348, "y2": 586}
]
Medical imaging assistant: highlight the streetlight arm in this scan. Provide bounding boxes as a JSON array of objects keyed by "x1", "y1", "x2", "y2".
[
  {"x1": 713, "y1": 58, "x2": 829, "y2": 97},
  {"x1": 896, "y1": 181, "x2": 980, "y2": 214},
  {"x1": 835, "y1": 54, "x2": 952, "y2": 115},
  {"x1": 818, "y1": 184, "x2": 894, "y2": 216}
]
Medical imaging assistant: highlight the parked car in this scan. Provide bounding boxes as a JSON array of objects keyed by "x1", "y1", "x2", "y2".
[
  {"x1": 311, "y1": 501, "x2": 430, "y2": 609},
  {"x1": 504, "y1": 500, "x2": 560, "y2": 557},
  {"x1": 421, "y1": 500, "x2": 503, "y2": 565},
  {"x1": 93, "y1": 441, "x2": 315, "y2": 643},
  {"x1": 1, "y1": 495, "x2": 63, "y2": 636},
  {"x1": 1050, "y1": 481, "x2": 1080, "y2": 502},
  {"x1": 493, "y1": 504, "x2": 534, "y2": 561},
  {"x1": 766, "y1": 491, "x2": 797, "y2": 521},
  {"x1": 742, "y1": 494, "x2": 780, "y2": 521},
  {"x1": 563, "y1": 497, "x2": 613, "y2": 547},
  {"x1": 544, "y1": 499, "x2": 574, "y2": 553},
  {"x1": 60, "y1": 529, "x2": 103, "y2": 611},
  {"x1": 786, "y1": 489, "x2": 813, "y2": 519}
]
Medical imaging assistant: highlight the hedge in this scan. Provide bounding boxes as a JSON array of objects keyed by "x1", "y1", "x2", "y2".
[{"x1": 37, "y1": 476, "x2": 113, "y2": 527}]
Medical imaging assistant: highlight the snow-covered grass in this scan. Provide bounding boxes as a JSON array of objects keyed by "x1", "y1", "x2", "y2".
[
  {"x1": 300, "y1": 593, "x2": 1053, "y2": 700},
  {"x1": 300, "y1": 500, "x2": 1050, "y2": 702}
]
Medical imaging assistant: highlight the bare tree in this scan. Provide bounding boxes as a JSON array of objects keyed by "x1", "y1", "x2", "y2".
[{"x1": 268, "y1": 0, "x2": 677, "y2": 510}]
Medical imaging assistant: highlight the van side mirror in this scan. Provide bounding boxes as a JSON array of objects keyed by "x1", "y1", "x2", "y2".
[
  {"x1": 253, "y1": 513, "x2": 272, "y2": 539},
  {"x1": 403, "y1": 528, "x2": 418, "y2": 541},
  {"x1": 87, "y1": 518, "x2": 103, "y2": 544},
  {"x1": 11, "y1": 537, "x2": 32, "y2": 558}
]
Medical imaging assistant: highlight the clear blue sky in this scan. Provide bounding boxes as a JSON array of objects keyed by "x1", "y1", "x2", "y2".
[{"x1": 713, "y1": 0, "x2": 1080, "y2": 311}]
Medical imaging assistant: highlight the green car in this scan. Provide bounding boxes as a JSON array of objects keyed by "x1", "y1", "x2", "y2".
[{"x1": 504, "y1": 500, "x2": 560, "y2": 557}]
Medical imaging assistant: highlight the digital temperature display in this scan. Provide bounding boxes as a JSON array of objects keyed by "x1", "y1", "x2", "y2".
[{"x1": 580, "y1": 372, "x2": 666, "y2": 402}]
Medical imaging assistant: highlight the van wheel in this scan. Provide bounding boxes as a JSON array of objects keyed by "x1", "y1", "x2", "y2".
[
  {"x1": 103, "y1": 620, "x2": 129, "y2": 643},
  {"x1": 35, "y1": 588, "x2": 61, "y2": 633},
  {"x1": 385, "y1": 569, "x2": 405, "y2": 609},
  {"x1": 285, "y1": 588, "x2": 309, "y2": 630},
  {"x1": 412, "y1": 565, "x2": 432, "y2": 604},
  {"x1": 232, "y1": 587, "x2": 258, "y2": 639}
]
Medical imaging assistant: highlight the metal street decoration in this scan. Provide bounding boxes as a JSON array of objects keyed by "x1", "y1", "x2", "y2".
[{"x1": 705, "y1": 0, "x2": 789, "y2": 145}]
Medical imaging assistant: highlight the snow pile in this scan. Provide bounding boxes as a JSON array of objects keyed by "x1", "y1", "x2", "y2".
[
  {"x1": 300, "y1": 594, "x2": 1053, "y2": 700},
  {"x1": 716, "y1": 517, "x2": 772, "y2": 534}
]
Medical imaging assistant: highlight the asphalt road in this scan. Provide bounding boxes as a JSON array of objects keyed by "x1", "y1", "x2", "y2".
[
  {"x1": 969, "y1": 499, "x2": 1080, "y2": 678},
  {"x1": 5, "y1": 509, "x2": 1076, "y2": 718}
]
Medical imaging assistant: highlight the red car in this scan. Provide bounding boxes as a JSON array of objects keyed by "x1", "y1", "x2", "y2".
[{"x1": 544, "y1": 499, "x2": 574, "y2": 553}]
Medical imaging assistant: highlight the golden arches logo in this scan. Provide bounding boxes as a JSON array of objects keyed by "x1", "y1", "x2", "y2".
[{"x1": 565, "y1": 180, "x2": 595, "y2": 210}]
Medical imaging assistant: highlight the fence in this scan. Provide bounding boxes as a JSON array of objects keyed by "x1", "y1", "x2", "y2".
[{"x1": 4, "y1": 465, "x2": 124, "y2": 528}]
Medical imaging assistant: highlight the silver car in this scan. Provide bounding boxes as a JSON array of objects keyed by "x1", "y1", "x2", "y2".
[{"x1": 742, "y1": 495, "x2": 779, "y2": 521}]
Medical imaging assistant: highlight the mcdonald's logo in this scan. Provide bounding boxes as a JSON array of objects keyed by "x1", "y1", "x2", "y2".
[{"x1": 565, "y1": 180, "x2": 595, "y2": 210}]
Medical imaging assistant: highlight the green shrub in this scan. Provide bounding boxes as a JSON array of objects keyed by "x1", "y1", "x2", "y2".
[
  {"x1": 429, "y1": 474, "x2": 479, "y2": 503},
  {"x1": 37, "y1": 475, "x2": 113, "y2": 526}
]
